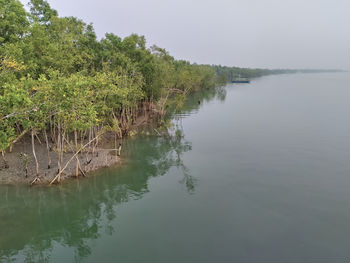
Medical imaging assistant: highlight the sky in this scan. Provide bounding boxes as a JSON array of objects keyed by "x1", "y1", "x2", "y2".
[{"x1": 21, "y1": 0, "x2": 350, "y2": 69}]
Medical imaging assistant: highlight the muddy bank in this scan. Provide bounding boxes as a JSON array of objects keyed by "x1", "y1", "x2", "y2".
[
  {"x1": 0, "y1": 136, "x2": 121, "y2": 185},
  {"x1": 0, "y1": 111, "x2": 159, "y2": 185}
]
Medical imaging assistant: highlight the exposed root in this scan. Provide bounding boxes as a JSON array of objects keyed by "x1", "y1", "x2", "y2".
[
  {"x1": 49, "y1": 133, "x2": 103, "y2": 185},
  {"x1": 30, "y1": 177, "x2": 41, "y2": 186}
]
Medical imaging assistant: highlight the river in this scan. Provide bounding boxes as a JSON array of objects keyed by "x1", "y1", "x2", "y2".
[{"x1": 1, "y1": 73, "x2": 350, "y2": 262}]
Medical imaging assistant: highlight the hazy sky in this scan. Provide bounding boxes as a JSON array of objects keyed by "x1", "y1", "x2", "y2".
[{"x1": 21, "y1": 0, "x2": 350, "y2": 69}]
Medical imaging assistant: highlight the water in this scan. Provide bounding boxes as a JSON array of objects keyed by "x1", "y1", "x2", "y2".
[{"x1": 1, "y1": 73, "x2": 350, "y2": 262}]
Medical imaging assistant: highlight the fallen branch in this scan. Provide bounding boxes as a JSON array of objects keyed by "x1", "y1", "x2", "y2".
[
  {"x1": 63, "y1": 136, "x2": 86, "y2": 177},
  {"x1": 154, "y1": 128, "x2": 161, "y2": 136},
  {"x1": 49, "y1": 132, "x2": 103, "y2": 185},
  {"x1": 30, "y1": 177, "x2": 41, "y2": 186},
  {"x1": 79, "y1": 166, "x2": 86, "y2": 177}
]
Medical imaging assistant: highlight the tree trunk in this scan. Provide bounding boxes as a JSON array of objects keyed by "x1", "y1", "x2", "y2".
[
  {"x1": 44, "y1": 130, "x2": 51, "y2": 169},
  {"x1": 31, "y1": 129, "x2": 39, "y2": 177},
  {"x1": 59, "y1": 132, "x2": 65, "y2": 183},
  {"x1": 114, "y1": 133, "x2": 118, "y2": 161},
  {"x1": 94, "y1": 127, "x2": 99, "y2": 157},
  {"x1": 74, "y1": 130, "x2": 79, "y2": 177},
  {"x1": 91, "y1": 127, "x2": 95, "y2": 157},
  {"x1": 85, "y1": 127, "x2": 92, "y2": 164},
  {"x1": 63, "y1": 134, "x2": 86, "y2": 178},
  {"x1": 50, "y1": 118, "x2": 56, "y2": 144},
  {"x1": 117, "y1": 143, "x2": 122, "y2": 156},
  {"x1": 57, "y1": 123, "x2": 62, "y2": 179}
]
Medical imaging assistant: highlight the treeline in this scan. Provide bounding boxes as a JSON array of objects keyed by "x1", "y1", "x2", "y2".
[
  {"x1": 0, "y1": 0, "x2": 339, "y2": 182},
  {"x1": 0, "y1": 0, "x2": 222, "y2": 182},
  {"x1": 213, "y1": 65, "x2": 342, "y2": 82}
]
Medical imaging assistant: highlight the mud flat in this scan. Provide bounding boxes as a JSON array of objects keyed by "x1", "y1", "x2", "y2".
[{"x1": 0, "y1": 135, "x2": 121, "y2": 185}]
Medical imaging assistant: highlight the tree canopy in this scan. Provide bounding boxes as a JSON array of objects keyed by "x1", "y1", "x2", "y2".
[{"x1": 1, "y1": 0, "x2": 309, "y2": 181}]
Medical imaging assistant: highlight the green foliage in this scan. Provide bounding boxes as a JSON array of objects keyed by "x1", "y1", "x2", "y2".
[
  {"x1": 0, "y1": 0, "x2": 272, "y2": 157},
  {"x1": 0, "y1": 0, "x2": 29, "y2": 45},
  {"x1": 29, "y1": 0, "x2": 58, "y2": 24}
]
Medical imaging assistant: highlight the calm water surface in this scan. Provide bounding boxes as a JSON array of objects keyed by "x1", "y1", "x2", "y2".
[{"x1": 1, "y1": 73, "x2": 350, "y2": 262}]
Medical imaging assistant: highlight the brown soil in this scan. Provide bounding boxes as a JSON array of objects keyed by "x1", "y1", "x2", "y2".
[
  {"x1": 0, "y1": 109, "x2": 158, "y2": 185},
  {"x1": 0, "y1": 137, "x2": 121, "y2": 185}
]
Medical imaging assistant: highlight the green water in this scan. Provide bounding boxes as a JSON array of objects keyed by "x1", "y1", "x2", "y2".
[{"x1": 2, "y1": 73, "x2": 350, "y2": 262}]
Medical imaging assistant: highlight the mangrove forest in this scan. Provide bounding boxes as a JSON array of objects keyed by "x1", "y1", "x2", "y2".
[{"x1": 0, "y1": 0, "x2": 332, "y2": 184}]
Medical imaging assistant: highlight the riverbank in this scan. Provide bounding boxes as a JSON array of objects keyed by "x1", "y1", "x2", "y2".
[
  {"x1": 0, "y1": 110, "x2": 158, "y2": 185},
  {"x1": 0, "y1": 135, "x2": 121, "y2": 185},
  {"x1": 0, "y1": 84, "x2": 229, "y2": 185}
]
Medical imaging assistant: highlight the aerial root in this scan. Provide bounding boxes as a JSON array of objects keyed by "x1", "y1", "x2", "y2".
[{"x1": 30, "y1": 177, "x2": 41, "y2": 186}]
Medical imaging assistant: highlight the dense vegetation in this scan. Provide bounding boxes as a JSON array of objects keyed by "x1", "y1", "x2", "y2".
[
  {"x1": 0, "y1": 0, "x2": 225, "y2": 183},
  {"x1": 0, "y1": 0, "x2": 339, "y2": 183}
]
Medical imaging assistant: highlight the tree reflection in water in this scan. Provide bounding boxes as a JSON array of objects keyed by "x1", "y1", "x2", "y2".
[{"x1": 0, "y1": 86, "x2": 227, "y2": 263}]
